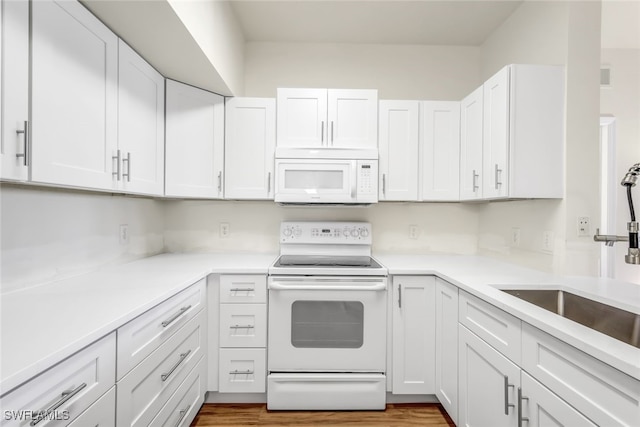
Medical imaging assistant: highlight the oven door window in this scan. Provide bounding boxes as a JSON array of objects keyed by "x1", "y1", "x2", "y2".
[{"x1": 291, "y1": 301, "x2": 364, "y2": 349}]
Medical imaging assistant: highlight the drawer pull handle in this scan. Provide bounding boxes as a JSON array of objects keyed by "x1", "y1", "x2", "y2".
[
  {"x1": 174, "y1": 404, "x2": 191, "y2": 427},
  {"x1": 517, "y1": 387, "x2": 530, "y2": 427},
  {"x1": 504, "y1": 375, "x2": 515, "y2": 415},
  {"x1": 230, "y1": 324, "x2": 254, "y2": 329},
  {"x1": 30, "y1": 383, "x2": 87, "y2": 426},
  {"x1": 161, "y1": 349, "x2": 191, "y2": 382},
  {"x1": 162, "y1": 305, "x2": 192, "y2": 327},
  {"x1": 230, "y1": 369, "x2": 254, "y2": 375},
  {"x1": 230, "y1": 287, "x2": 254, "y2": 292}
]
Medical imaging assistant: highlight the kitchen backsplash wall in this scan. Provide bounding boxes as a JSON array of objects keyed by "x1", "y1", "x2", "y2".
[
  {"x1": 0, "y1": 184, "x2": 165, "y2": 293},
  {"x1": 163, "y1": 200, "x2": 480, "y2": 256}
]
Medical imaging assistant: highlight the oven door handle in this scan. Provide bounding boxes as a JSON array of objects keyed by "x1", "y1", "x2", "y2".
[{"x1": 268, "y1": 282, "x2": 387, "y2": 291}]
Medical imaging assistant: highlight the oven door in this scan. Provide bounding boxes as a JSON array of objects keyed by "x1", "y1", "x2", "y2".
[{"x1": 267, "y1": 276, "x2": 387, "y2": 372}]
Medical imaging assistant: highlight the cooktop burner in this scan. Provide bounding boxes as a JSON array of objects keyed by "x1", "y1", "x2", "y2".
[{"x1": 274, "y1": 255, "x2": 382, "y2": 269}]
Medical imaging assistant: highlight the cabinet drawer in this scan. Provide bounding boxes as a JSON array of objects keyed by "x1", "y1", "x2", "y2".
[
  {"x1": 522, "y1": 323, "x2": 640, "y2": 427},
  {"x1": 459, "y1": 290, "x2": 521, "y2": 364},
  {"x1": 220, "y1": 275, "x2": 267, "y2": 303},
  {"x1": 149, "y1": 356, "x2": 206, "y2": 427},
  {"x1": 116, "y1": 310, "x2": 205, "y2": 427},
  {"x1": 219, "y1": 304, "x2": 267, "y2": 347},
  {"x1": 67, "y1": 387, "x2": 115, "y2": 427},
  {"x1": 0, "y1": 333, "x2": 115, "y2": 427},
  {"x1": 219, "y1": 348, "x2": 266, "y2": 393},
  {"x1": 117, "y1": 278, "x2": 205, "y2": 379}
]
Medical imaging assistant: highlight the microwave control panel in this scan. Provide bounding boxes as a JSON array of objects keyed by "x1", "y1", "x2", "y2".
[{"x1": 357, "y1": 160, "x2": 378, "y2": 197}]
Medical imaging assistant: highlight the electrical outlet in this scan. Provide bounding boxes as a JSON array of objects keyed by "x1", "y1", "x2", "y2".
[
  {"x1": 119, "y1": 224, "x2": 129, "y2": 245},
  {"x1": 577, "y1": 216, "x2": 590, "y2": 237},
  {"x1": 511, "y1": 227, "x2": 521, "y2": 247},
  {"x1": 409, "y1": 225, "x2": 420, "y2": 240},
  {"x1": 542, "y1": 230, "x2": 554, "y2": 253},
  {"x1": 220, "y1": 223, "x2": 230, "y2": 238}
]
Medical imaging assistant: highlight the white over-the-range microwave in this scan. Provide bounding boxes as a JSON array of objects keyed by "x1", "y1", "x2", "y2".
[{"x1": 274, "y1": 148, "x2": 378, "y2": 205}]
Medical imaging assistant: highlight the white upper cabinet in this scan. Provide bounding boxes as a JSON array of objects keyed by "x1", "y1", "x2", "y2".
[
  {"x1": 459, "y1": 86, "x2": 484, "y2": 201},
  {"x1": 378, "y1": 101, "x2": 419, "y2": 201},
  {"x1": 165, "y1": 79, "x2": 224, "y2": 199},
  {"x1": 277, "y1": 88, "x2": 378, "y2": 149},
  {"x1": 420, "y1": 101, "x2": 460, "y2": 201},
  {"x1": 117, "y1": 40, "x2": 165, "y2": 196},
  {"x1": 482, "y1": 64, "x2": 565, "y2": 199},
  {"x1": 0, "y1": 0, "x2": 29, "y2": 182},
  {"x1": 224, "y1": 98, "x2": 276, "y2": 200},
  {"x1": 30, "y1": 0, "x2": 118, "y2": 190}
]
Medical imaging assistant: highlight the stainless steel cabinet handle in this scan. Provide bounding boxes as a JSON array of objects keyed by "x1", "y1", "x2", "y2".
[
  {"x1": 267, "y1": 172, "x2": 272, "y2": 194},
  {"x1": 382, "y1": 174, "x2": 386, "y2": 195},
  {"x1": 230, "y1": 324, "x2": 255, "y2": 329},
  {"x1": 321, "y1": 121, "x2": 325, "y2": 144},
  {"x1": 331, "y1": 121, "x2": 334, "y2": 145},
  {"x1": 112, "y1": 150, "x2": 121, "y2": 180},
  {"x1": 161, "y1": 305, "x2": 192, "y2": 327},
  {"x1": 15, "y1": 120, "x2": 29, "y2": 166},
  {"x1": 398, "y1": 284, "x2": 402, "y2": 308},
  {"x1": 504, "y1": 375, "x2": 515, "y2": 415},
  {"x1": 123, "y1": 152, "x2": 131, "y2": 182},
  {"x1": 230, "y1": 369, "x2": 254, "y2": 375},
  {"x1": 495, "y1": 164, "x2": 502, "y2": 190},
  {"x1": 30, "y1": 383, "x2": 87, "y2": 426},
  {"x1": 217, "y1": 171, "x2": 222, "y2": 192},
  {"x1": 161, "y1": 349, "x2": 191, "y2": 381},
  {"x1": 517, "y1": 387, "x2": 529, "y2": 427},
  {"x1": 472, "y1": 169, "x2": 479, "y2": 192},
  {"x1": 174, "y1": 404, "x2": 191, "y2": 427},
  {"x1": 230, "y1": 287, "x2": 254, "y2": 292}
]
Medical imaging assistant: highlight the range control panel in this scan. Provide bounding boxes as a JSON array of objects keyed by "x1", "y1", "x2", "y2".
[{"x1": 280, "y1": 221, "x2": 372, "y2": 244}]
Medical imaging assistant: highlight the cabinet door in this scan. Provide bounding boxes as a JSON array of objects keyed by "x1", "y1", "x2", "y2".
[
  {"x1": 118, "y1": 40, "x2": 165, "y2": 196},
  {"x1": 0, "y1": 0, "x2": 29, "y2": 181},
  {"x1": 224, "y1": 98, "x2": 276, "y2": 199},
  {"x1": 327, "y1": 89, "x2": 378, "y2": 149},
  {"x1": 31, "y1": 0, "x2": 118, "y2": 190},
  {"x1": 458, "y1": 325, "x2": 520, "y2": 427},
  {"x1": 459, "y1": 86, "x2": 483, "y2": 201},
  {"x1": 392, "y1": 276, "x2": 435, "y2": 394},
  {"x1": 521, "y1": 372, "x2": 597, "y2": 427},
  {"x1": 483, "y1": 66, "x2": 510, "y2": 199},
  {"x1": 378, "y1": 100, "x2": 419, "y2": 201},
  {"x1": 276, "y1": 88, "x2": 326, "y2": 148},
  {"x1": 435, "y1": 278, "x2": 458, "y2": 424},
  {"x1": 165, "y1": 79, "x2": 224, "y2": 198},
  {"x1": 420, "y1": 101, "x2": 460, "y2": 201}
]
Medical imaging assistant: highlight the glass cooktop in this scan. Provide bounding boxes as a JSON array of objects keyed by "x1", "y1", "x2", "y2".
[{"x1": 274, "y1": 255, "x2": 382, "y2": 269}]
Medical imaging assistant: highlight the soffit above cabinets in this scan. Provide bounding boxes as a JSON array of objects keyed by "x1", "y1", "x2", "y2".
[{"x1": 229, "y1": 0, "x2": 523, "y2": 45}]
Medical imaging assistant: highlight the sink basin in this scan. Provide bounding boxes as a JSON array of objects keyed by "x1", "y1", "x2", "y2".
[{"x1": 501, "y1": 289, "x2": 640, "y2": 348}]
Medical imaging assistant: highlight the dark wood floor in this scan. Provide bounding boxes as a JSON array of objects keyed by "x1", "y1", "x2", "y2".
[{"x1": 190, "y1": 403, "x2": 455, "y2": 426}]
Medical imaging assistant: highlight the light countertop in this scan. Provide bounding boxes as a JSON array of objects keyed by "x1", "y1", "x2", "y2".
[
  {"x1": 374, "y1": 253, "x2": 640, "y2": 381},
  {"x1": 0, "y1": 252, "x2": 277, "y2": 395}
]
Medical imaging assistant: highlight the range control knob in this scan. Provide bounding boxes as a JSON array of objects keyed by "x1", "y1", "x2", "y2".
[
  {"x1": 350, "y1": 228, "x2": 359, "y2": 238},
  {"x1": 360, "y1": 228, "x2": 370, "y2": 238},
  {"x1": 283, "y1": 228, "x2": 292, "y2": 237},
  {"x1": 343, "y1": 227, "x2": 351, "y2": 238}
]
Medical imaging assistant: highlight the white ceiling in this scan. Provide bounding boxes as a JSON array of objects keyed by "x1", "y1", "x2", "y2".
[
  {"x1": 230, "y1": 0, "x2": 640, "y2": 49},
  {"x1": 229, "y1": 0, "x2": 523, "y2": 45}
]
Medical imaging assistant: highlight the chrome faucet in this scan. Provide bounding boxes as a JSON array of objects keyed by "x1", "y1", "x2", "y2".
[{"x1": 594, "y1": 163, "x2": 640, "y2": 264}]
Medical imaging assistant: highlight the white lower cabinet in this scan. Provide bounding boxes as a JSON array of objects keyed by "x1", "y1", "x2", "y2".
[
  {"x1": 391, "y1": 276, "x2": 436, "y2": 394},
  {"x1": 435, "y1": 278, "x2": 458, "y2": 424},
  {"x1": 218, "y1": 275, "x2": 268, "y2": 393},
  {"x1": 116, "y1": 309, "x2": 206, "y2": 427},
  {"x1": 0, "y1": 333, "x2": 116, "y2": 427},
  {"x1": 458, "y1": 325, "x2": 520, "y2": 427},
  {"x1": 67, "y1": 387, "x2": 116, "y2": 427}
]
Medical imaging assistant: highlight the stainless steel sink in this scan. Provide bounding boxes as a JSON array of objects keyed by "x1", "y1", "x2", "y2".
[{"x1": 501, "y1": 289, "x2": 640, "y2": 348}]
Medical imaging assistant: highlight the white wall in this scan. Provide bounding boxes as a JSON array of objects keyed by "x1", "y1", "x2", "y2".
[
  {"x1": 0, "y1": 185, "x2": 165, "y2": 293},
  {"x1": 245, "y1": 42, "x2": 481, "y2": 100},
  {"x1": 600, "y1": 48, "x2": 640, "y2": 283},
  {"x1": 163, "y1": 200, "x2": 479, "y2": 256}
]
